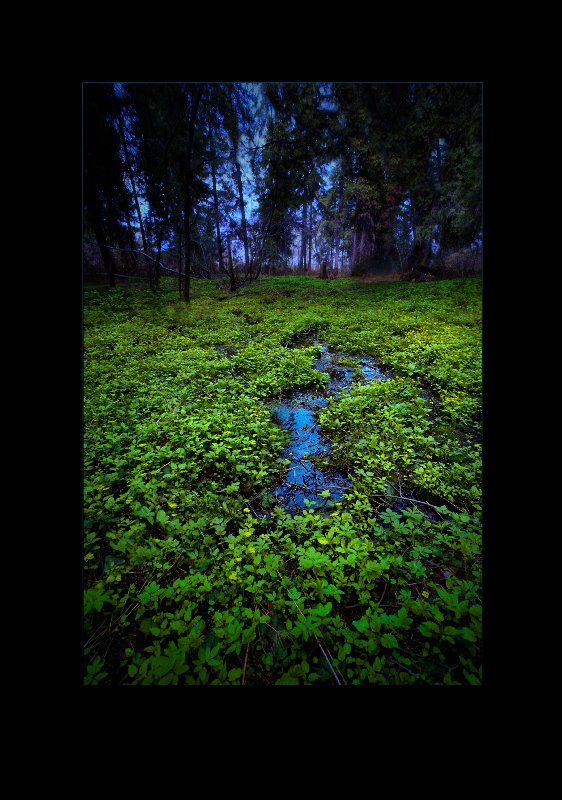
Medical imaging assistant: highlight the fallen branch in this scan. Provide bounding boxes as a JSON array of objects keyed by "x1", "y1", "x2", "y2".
[
  {"x1": 319, "y1": 640, "x2": 346, "y2": 686},
  {"x1": 292, "y1": 601, "x2": 346, "y2": 686},
  {"x1": 380, "y1": 493, "x2": 458, "y2": 515},
  {"x1": 242, "y1": 642, "x2": 250, "y2": 685},
  {"x1": 86, "y1": 242, "x2": 178, "y2": 275},
  {"x1": 317, "y1": 639, "x2": 342, "y2": 685},
  {"x1": 392, "y1": 659, "x2": 423, "y2": 680}
]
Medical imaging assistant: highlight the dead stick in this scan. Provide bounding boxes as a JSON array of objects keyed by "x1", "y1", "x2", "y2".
[
  {"x1": 378, "y1": 581, "x2": 388, "y2": 606},
  {"x1": 321, "y1": 640, "x2": 347, "y2": 685},
  {"x1": 242, "y1": 642, "x2": 250, "y2": 685},
  {"x1": 317, "y1": 640, "x2": 342, "y2": 685},
  {"x1": 293, "y1": 601, "x2": 343, "y2": 686}
]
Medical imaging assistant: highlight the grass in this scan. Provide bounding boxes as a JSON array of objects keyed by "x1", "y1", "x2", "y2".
[{"x1": 83, "y1": 274, "x2": 482, "y2": 685}]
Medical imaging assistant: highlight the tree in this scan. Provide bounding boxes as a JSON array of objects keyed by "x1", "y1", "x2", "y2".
[
  {"x1": 221, "y1": 84, "x2": 254, "y2": 279},
  {"x1": 330, "y1": 82, "x2": 482, "y2": 277},
  {"x1": 125, "y1": 84, "x2": 190, "y2": 289},
  {"x1": 332, "y1": 84, "x2": 402, "y2": 276},
  {"x1": 84, "y1": 82, "x2": 482, "y2": 289},
  {"x1": 256, "y1": 83, "x2": 334, "y2": 272},
  {"x1": 113, "y1": 86, "x2": 151, "y2": 280},
  {"x1": 83, "y1": 83, "x2": 134, "y2": 286},
  {"x1": 181, "y1": 84, "x2": 205, "y2": 301}
]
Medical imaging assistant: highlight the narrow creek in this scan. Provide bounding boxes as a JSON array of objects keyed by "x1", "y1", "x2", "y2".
[{"x1": 270, "y1": 340, "x2": 391, "y2": 513}]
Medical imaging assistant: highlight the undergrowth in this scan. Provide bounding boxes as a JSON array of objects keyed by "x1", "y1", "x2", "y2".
[{"x1": 83, "y1": 275, "x2": 482, "y2": 685}]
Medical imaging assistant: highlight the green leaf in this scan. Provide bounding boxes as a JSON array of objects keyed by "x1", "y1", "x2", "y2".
[
  {"x1": 418, "y1": 620, "x2": 439, "y2": 637},
  {"x1": 275, "y1": 675, "x2": 299, "y2": 685},
  {"x1": 381, "y1": 633, "x2": 399, "y2": 648},
  {"x1": 460, "y1": 627, "x2": 478, "y2": 642},
  {"x1": 228, "y1": 667, "x2": 243, "y2": 681},
  {"x1": 463, "y1": 669, "x2": 481, "y2": 685},
  {"x1": 338, "y1": 643, "x2": 351, "y2": 660}
]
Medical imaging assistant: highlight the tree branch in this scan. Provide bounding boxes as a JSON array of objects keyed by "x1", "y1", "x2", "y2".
[
  {"x1": 86, "y1": 242, "x2": 177, "y2": 274},
  {"x1": 242, "y1": 136, "x2": 310, "y2": 154}
]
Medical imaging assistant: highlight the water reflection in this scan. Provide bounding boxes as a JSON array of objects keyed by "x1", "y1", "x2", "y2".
[{"x1": 271, "y1": 342, "x2": 389, "y2": 513}]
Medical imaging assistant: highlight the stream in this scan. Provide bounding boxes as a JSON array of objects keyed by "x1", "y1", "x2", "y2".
[{"x1": 270, "y1": 341, "x2": 391, "y2": 513}]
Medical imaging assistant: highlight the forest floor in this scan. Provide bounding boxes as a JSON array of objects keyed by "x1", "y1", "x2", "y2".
[{"x1": 83, "y1": 274, "x2": 482, "y2": 685}]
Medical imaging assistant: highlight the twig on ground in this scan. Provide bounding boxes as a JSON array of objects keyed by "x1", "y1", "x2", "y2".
[
  {"x1": 293, "y1": 601, "x2": 346, "y2": 686},
  {"x1": 392, "y1": 659, "x2": 423, "y2": 679},
  {"x1": 379, "y1": 492, "x2": 459, "y2": 515},
  {"x1": 317, "y1": 639, "x2": 342, "y2": 685},
  {"x1": 321, "y1": 640, "x2": 347, "y2": 685},
  {"x1": 242, "y1": 642, "x2": 250, "y2": 685},
  {"x1": 378, "y1": 581, "x2": 388, "y2": 606}
]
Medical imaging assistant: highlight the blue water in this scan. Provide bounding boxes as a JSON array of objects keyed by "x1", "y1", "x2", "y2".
[
  {"x1": 270, "y1": 342, "x2": 389, "y2": 513},
  {"x1": 270, "y1": 404, "x2": 349, "y2": 511}
]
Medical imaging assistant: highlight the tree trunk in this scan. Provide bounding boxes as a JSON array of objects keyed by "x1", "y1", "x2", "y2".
[
  {"x1": 351, "y1": 198, "x2": 363, "y2": 268},
  {"x1": 435, "y1": 136, "x2": 442, "y2": 191},
  {"x1": 116, "y1": 105, "x2": 151, "y2": 283},
  {"x1": 154, "y1": 212, "x2": 167, "y2": 290},
  {"x1": 227, "y1": 235, "x2": 237, "y2": 292},
  {"x1": 184, "y1": 190, "x2": 191, "y2": 302},
  {"x1": 84, "y1": 181, "x2": 117, "y2": 286},
  {"x1": 153, "y1": 147, "x2": 172, "y2": 291},
  {"x1": 408, "y1": 201, "x2": 433, "y2": 273},
  {"x1": 125, "y1": 208, "x2": 137, "y2": 271},
  {"x1": 183, "y1": 86, "x2": 204, "y2": 302},
  {"x1": 407, "y1": 236, "x2": 433, "y2": 273},
  {"x1": 359, "y1": 225, "x2": 369, "y2": 263},
  {"x1": 155, "y1": 230, "x2": 164, "y2": 290},
  {"x1": 177, "y1": 224, "x2": 183, "y2": 300},
  {"x1": 351, "y1": 222, "x2": 361, "y2": 268},
  {"x1": 253, "y1": 172, "x2": 279, "y2": 280},
  {"x1": 334, "y1": 190, "x2": 341, "y2": 272},
  {"x1": 308, "y1": 203, "x2": 313, "y2": 270},
  {"x1": 300, "y1": 201, "x2": 307, "y2": 271},
  {"x1": 209, "y1": 126, "x2": 225, "y2": 274},
  {"x1": 351, "y1": 194, "x2": 399, "y2": 275},
  {"x1": 99, "y1": 238, "x2": 116, "y2": 286},
  {"x1": 338, "y1": 186, "x2": 346, "y2": 272},
  {"x1": 234, "y1": 159, "x2": 250, "y2": 279},
  {"x1": 439, "y1": 214, "x2": 449, "y2": 261}
]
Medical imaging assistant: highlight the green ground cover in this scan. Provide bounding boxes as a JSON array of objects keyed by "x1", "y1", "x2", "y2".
[{"x1": 83, "y1": 274, "x2": 482, "y2": 685}]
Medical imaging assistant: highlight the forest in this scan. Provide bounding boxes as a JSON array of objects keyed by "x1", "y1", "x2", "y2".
[{"x1": 83, "y1": 82, "x2": 482, "y2": 686}]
